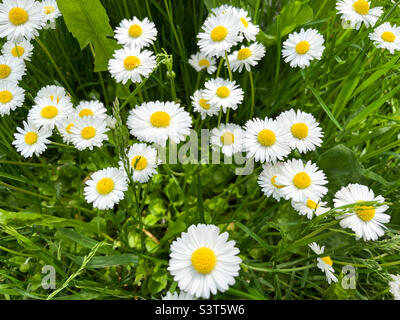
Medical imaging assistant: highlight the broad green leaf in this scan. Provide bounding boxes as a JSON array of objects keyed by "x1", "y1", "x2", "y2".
[
  {"x1": 161, "y1": 220, "x2": 186, "y2": 242},
  {"x1": 279, "y1": 2, "x2": 314, "y2": 36}
]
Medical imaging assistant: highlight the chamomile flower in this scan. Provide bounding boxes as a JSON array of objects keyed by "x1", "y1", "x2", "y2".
[
  {"x1": 211, "y1": 4, "x2": 236, "y2": 15},
  {"x1": 369, "y1": 22, "x2": 400, "y2": 54},
  {"x1": 188, "y1": 52, "x2": 217, "y2": 74},
  {"x1": 168, "y1": 224, "x2": 242, "y2": 299},
  {"x1": 0, "y1": 82, "x2": 25, "y2": 116},
  {"x1": 190, "y1": 90, "x2": 219, "y2": 120},
  {"x1": 114, "y1": 17, "x2": 157, "y2": 49},
  {"x1": 228, "y1": 42, "x2": 266, "y2": 73},
  {"x1": 276, "y1": 159, "x2": 328, "y2": 202},
  {"x1": 333, "y1": 184, "x2": 390, "y2": 241},
  {"x1": 12, "y1": 120, "x2": 51, "y2": 158},
  {"x1": 35, "y1": 85, "x2": 68, "y2": 104},
  {"x1": 291, "y1": 199, "x2": 330, "y2": 220},
  {"x1": 56, "y1": 113, "x2": 78, "y2": 144},
  {"x1": 108, "y1": 46, "x2": 157, "y2": 85},
  {"x1": 244, "y1": 117, "x2": 291, "y2": 163},
  {"x1": 1, "y1": 39, "x2": 34, "y2": 61},
  {"x1": 234, "y1": 8, "x2": 260, "y2": 42},
  {"x1": 336, "y1": 0, "x2": 383, "y2": 30},
  {"x1": 282, "y1": 28, "x2": 325, "y2": 69},
  {"x1": 41, "y1": 0, "x2": 61, "y2": 23},
  {"x1": 162, "y1": 291, "x2": 195, "y2": 300},
  {"x1": 210, "y1": 123, "x2": 244, "y2": 157},
  {"x1": 84, "y1": 167, "x2": 128, "y2": 210},
  {"x1": 127, "y1": 101, "x2": 192, "y2": 146},
  {"x1": 257, "y1": 162, "x2": 286, "y2": 201},
  {"x1": 0, "y1": 0, "x2": 45, "y2": 41},
  {"x1": 0, "y1": 55, "x2": 26, "y2": 84},
  {"x1": 308, "y1": 242, "x2": 338, "y2": 284},
  {"x1": 76, "y1": 100, "x2": 107, "y2": 120},
  {"x1": 277, "y1": 109, "x2": 323, "y2": 153},
  {"x1": 69, "y1": 116, "x2": 109, "y2": 151},
  {"x1": 197, "y1": 14, "x2": 242, "y2": 58},
  {"x1": 388, "y1": 274, "x2": 400, "y2": 300},
  {"x1": 203, "y1": 78, "x2": 244, "y2": 113}
]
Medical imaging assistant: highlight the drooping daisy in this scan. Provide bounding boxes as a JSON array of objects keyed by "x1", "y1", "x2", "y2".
[
  {"x1": 282, "y1": 28, "x2": 325, "y2": 69},
  {"x1": 0, "y1": 82, "x2": 25, "y2": 116},
  {"x1": 257, "y1": 162, "x2": 286, "y2": 201},
  {"x1": 291, "y1": 199, "x2": 330, "y2": 220},
  {"x1": 308, "y1": 242, "x2": 338, "y2": 284},
  {"x1": 0, "y1": 0, "x2": 45, "y2": 41},
  {"x1": 41, "y1": 0, "x2": 61, "y2": 24},
  {"x1": 277, "y1": 109, "x2": 323, "y2": 153},
  {"x1": 276, "y1": 159, "x2": 328, "y2": 202},
  {"x1": 190, "y1": 89, "x2": 219, "y2": 120},
  {"x1": 228, "y1": 42, "x2": 266, "y2": 73},
  {"x1": 84, "y1": 167, "x2": 128, "y2": 210},
  {"x1": 244, "y1": 117, "x2": 291, "y2": 163},
  {"x1": 369, "y1": 22, "x2": 400, "y2": 54},
  {"x1": 336, "y1": 0, "x2": 383, "y2": 30},
  {"x1": 188, "y1": 52, "x2": 217, "y2": 74},
  {"x1": 162, "y1": 291, "x2": 195, "y2": 300},
  {"x1": 1, "y1": 39, "x2": 34, "y2": 61},
  {"x1": 168, "y1": 224, "x2": 242, "y2": 299},
  {"x1": 76, "y1": 100, "x2": 107, "y2": 120},
  {"x1": 197, "y1": 14, "x2": 242, "y2": 58},
  {"x1": 12, "y1": 120, "x2": 51, "y2": 158},
  {"x1": 69, "y1": 116, "x2": 109, "y2": 151},
  {"x1": 210, "y1": 123, "x2": 244, "y2": 157},
  {"x1": 108, "y1": 46, "x2": 157, "y2": 85},
  {"x1": 0, "y1": 55, "x2": 26, "y2": 84},
  {"x1": 388, "y1": 274, "x2": 400, "y2": 300},
  {"x1": 333, "y1": 184, "x2": 390, "y2": 241},
  {"x1": 203, "y1": 78, "x2": 244, "y2": 113},
  {"x1": 35, "y1": 85, "x2": 69, "y2": 104},
  {"x1": 56, "y1": 113, "x2": 78, "y2": 144},
  {"x1": 127, "y1": 101, "x2": 192, "y2": 146},
  {"x1": 114, "y1": 17, "x2": 157, "y2": 49}
]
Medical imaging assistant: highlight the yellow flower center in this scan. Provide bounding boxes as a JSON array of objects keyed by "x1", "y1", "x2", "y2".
[
  {"x1": 49, "y1": 95, "x2": 60, "y2": 103},
  {"x1": 79, "y1": 109, "x2": 94, "y2": 117},
  {"x1": 237, "y1": 48, "x2": 252, "y2": 60},
  {"x1": 291, "y1": 123, "x2": 309, "y2": 139},
  {"x1": 216, "y1": 86, "x2": 230, "y2": 98},
  {"x1": 257, "y1": 129, "x2": 276, "y2": 147},
  {"x1": 220, "y1": 132, "x2": 234, "y2": 145},
  {"x1": 124, "y1": 56, "x2": 141, "y2": 70},
  {"x1": 66, "y1": 123, "x2": 74, "y2": 134},
  {"x1": 381, "y1": 31, "x2": 396, "y2": 43},
  {"x1": 199, "y1": 98, "x2": 210, "y2": 110},
  {"x1": 81, "y1": 126, "x2": 96, "y2": 140},
  {"x1": 307, "y1": 199, "x2": 319, "y2": 210},
  {"x1": 271, "y1": 176, "x2": 284, "y2": 189},
  {"x1": 240, "y1": 17, "x2": 249, "y2": 28},
  {"x1": 191, "y1": 247, "x2": 217, "y2": 274},
  {"x1": 24, "y1": 132, "x2": 38, "y2": 145},
  {"x1": 293, "y1": 172, "x2": 311, "y2": 189},
  {"x1": 131, "y1": 155, "x2": 148, "y2": 170},
  {"x1": 0, "y1": 64, "x2": 11, "y2": 79},
  {"x1": 321, "y1": 256, "x2": 333, "y2": 266},
  {"x1": 129, "y1": 24, "x2": 143, "y2": 38},
  {"x1": 355, "y1": 201, "x2": 376, "y2": 222},
  {"x1": 150, "y1": 111, "x2": 171, "y2": 127},
  {"x1": 44, "y1": 5, "x2": 55, "y2": 14},
  {"x1": 0, "y1": 90, "x2": 13, "y2": 103},
  {"x1": 210, "y1": 26, "x2": 228, "y2": 42},
  {"x1": 41, "y1": 106, "x2": 58, "y2": 119},
  {"x1": 11, "y1": 45, "x2": 24, "y2": 57},
  {"x1": 296, "y1": 41, "x2": 310, "y2": 54},
  {"x1": 96, "y1": 178, "x2": 115, "y2": 195},
  {"x1": 8, "y1": 8, "x2": 28, "y2": 25},
  {"x1": 353, "y1": 0, "x2": 370, "y2": 15},
  {"x1": 198, "y1": 59, "x2": 210, "y2": 67}
]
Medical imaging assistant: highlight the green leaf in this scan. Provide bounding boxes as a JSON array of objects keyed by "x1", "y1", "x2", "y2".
[
  {"x1": 279, "y1": 1, "x2": 314, "y2": 36},
  {"x1": 161, "y1": 220, "x2": 186, "y2": 242},
  {"x1": 66, "y1": 253, "x2": 139, "y2": 269}
]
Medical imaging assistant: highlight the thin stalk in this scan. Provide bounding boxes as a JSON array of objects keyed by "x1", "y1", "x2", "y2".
[{"x1": 249, "y1": 71, "x2": 255, "y2": 118}]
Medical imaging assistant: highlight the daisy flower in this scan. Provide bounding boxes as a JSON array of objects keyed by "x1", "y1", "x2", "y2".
[
  {"x1": 211, "y1": 4, "x2": 236, "y2": 15},
  {"x1": 388, "y1": 274, "x2": 400, "y2": 300},
  {"x1": 168, "y1": 224, "x2": 242, "y2": 299},
  {"x1": 291, "y1": 199, "x2": 330, "y2": 220},
  {"x1": 1, "y1": 39, "x2": 34, "y2": 61},
  {"x1": 114, "y1": 17, "x2": 157, "y2": 49},
  {"x1": 282, "y1": 28, "x2": 325, "y2": 69},
  {"x1": 12, "y1": 120, "x2": 51, "y2": 158},
  {"x1": 41, "y1": 0, "x2": 61, "y2": 24},
  {"x1": 191, "y1": 89, "x2": 219, "y2": 120},
  {"x1": 188, "y1": 52, "x2": 217, "y2": 74},
  {"x1": 0, "y1": 55, "x2": 26, "y2": 84},
  {"x1": 76, "y1": 100, "x2": 108, "y2": 120},
  {"x1": 333, "y1": 183, "x2": 390, "y2": 241},
  {"x1": 228, "y1": 42, "x2": 266, "y2": 73},
  {"x1": 84, "y1": 167, "x2": 128, "y2": 210},
  {"x1": 108, "y1": 46, "x2": 157, "y2": 85},
  {"x1": 336, "y1": 0, "x2": 383, "y2": 30},
  {"x1": 243, "y1": 117, "x2": 291, "y2": 163},
  {"x1": 162, "y1": 291, "x2": 195, "y2": 300},
  {"x1": 276, "y1": 159, "x2": 328, "y2": 202},
  {"x1": 210, "y1": 123, "x2": 244, "y2": 157},
  {"x1": 35, "y1": 85, "x2": 69, "y2": 104},
  {"x1": 277, "y1": 109, "x2": 323, "y2": 153},
  {"x1": 69, "y1": 116, "x2": 109, "y2": 151},
  {"x1": 203, "y1": 78, "x2": 244, "y2": 113},
  {"x1": 0, "y1": 82, "x2": 25, "y2": 116},
  {"x1": 56, "y1": 113, "x2": 79, "y2": 144},
  {"x1": 308, "y1": 242, "x2": 338, "y2": 284},
  {"x1": 369, "y1": 22, "x2": 400, "y2": 54},
  {"x1": 257, "y1": 162, "x2": 286, "y2": 201},
  {"x1": 197, "y1": 14, "x2": 242, "y2": 58},
  {"x1": 127, "y1": 101, "x2": 192, "y2": 146},
  {"x1": 0, "y1": 0, "x2": 45, "y2": 41}
]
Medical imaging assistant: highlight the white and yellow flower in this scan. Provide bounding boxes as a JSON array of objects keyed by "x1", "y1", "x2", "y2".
[
  {"x1": 114, "y1": 17, "x2": 157, "y2": 49},
  {"x1": 336, "y1": 0, "x2": 383, "y2": 30},
  {"x1": 203, "y1": 78, "x2": 244, "y2": 113},
  {"x1": 211, "y1": 123, "x2": 244, "y2": 157},
  {"x1": 41, "y1": 0, "x2": 61, "y2": 23},
  {"x1": 0, "y1": 55, "x2": 26, "y2": 84},
  {"x1": 0, "y1": 82, "x2": 25, "y2": 116},
  {"x1": 1, "y1": 39, "x2": 34, "y2": 61},
  {"x1": 291, "y1": 199, "x2": 330, "y2": 220},
  {"x1": 389, "y1": 274, "x2": 400, "y2": 300},
  {"x1": 190, "y1": 89, "x2": 219, "y2": 120},
  {"x1": 35, "y1": 85, "x2": 69, "y2": 104},
  {"x1": 56, "y1": 113, "x2": 78, "y2": 144},
  {"x1": 369, "y1": 22, "x2": 400, "y2": 54},
  {"x1": 69, "y1": 116, "x2": 109, "y2": 151},
  {"x1": 257, "y1": 162, "x2": 286, "y2": 201},
  {"x1": 308, "y1": 242, "x2": 338, "y2": 284},
  {"x1": 76, "y1": 100, "x2": 108, "y2": 120},
  {"x1": 188, "y1": 52, "x2": 217, "y2": 74},
  {"x1": 228, "y1": 42, "x2": 265, "y2": 73}
]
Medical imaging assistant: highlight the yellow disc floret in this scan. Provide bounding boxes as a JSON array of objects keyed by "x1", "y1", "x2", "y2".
[
  {"x1": 11, "y1": 45, "x2": 24, "y2": 57},
  {"x1": 81, "y1": 126, "x2": 96, "y2": 139},
  {"x1": 131, "y1": 155, "x2": 147, "y2": 170},
  {"x1": 321, "y1": 256, "x2": 333, "y2": 266},
  {"x1": 66, "y1": 123, "x2": 74, "y2": 134},
  {"x1": 191, "y1": 247, "x2": 217, "y2": 274},
  {"x1": 381, "y1": 31, "x2": 396, "y2": 43},
  {"x1": 220, "y1": 132, "x2": 234, "y2": 145},
  {"x1": 129, "y1": 24, "x2": 143, "y2": 38},
  {"x1": 355, "y1": 202, "x2": 376, "y2": 222},
  {"x1": 296, "y1": 41, "x2": 310, "y2": 54},
  {"x1": 240, "y1": 17, "x2": 249, "y2": 28},
  {"x1": 291, "y1": 123, "x2": 309, "y2": 139},
  {"x1": 0, "y1": 90, "x2": 13, "y2": 103},
  {"x1": 210, "y1": 26, "x2": 228, "y2": 42},
  {"x1": 353, "y1": 0, "x2": 370, "y2": 15},
  {"x1": 24, "y1": 132, "x2": 38, "y2": 145},
  {"x1": 237, "y1": 48, "x2": 252, "y2": 60},
  {"x1": 198, "y1": 59, "x2": 210, "y2": 67},
  {"x1": 96, "y1": 178, "x2": 115, "y2": 195},
  {"x1": 8, "y1": 8, "x2": 28, "y2": 25},
  {"x1": 199, "y1": 98, "x2": 211, "y2": 110},
  {"x1": 44, "y1": 5, "x2": 55, "y2": 15},
  {"x1": 271, "y1": 176, "x2": 284, "y2": 189},
  {"x1": 257, "y1": 129, "x2": 276, "y2": 147},
  {"x1": 307, "y1": 199, "x2": 319, "y2": 210},
  {"x1": 41, "y1": 106, "x2": 58, "y2": 119},
  {"x1": 216, "y1": 86, "x2": 230, "y2": 98},
  {"x1": 0, "y1": 64, "x2": 11, "y2": 79},
  {"x1": 150, "y1": 111, "x2": 171, "y2": 127},
  {"x1": 293, "y1": 172, "x2": 311, "y2": 189},
  {"x1": 124, "y1": 56, "x2": 141, "y2": 70},
  {"x1": 79, "y1": 109, "x2": 94, "y2": 117}
]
